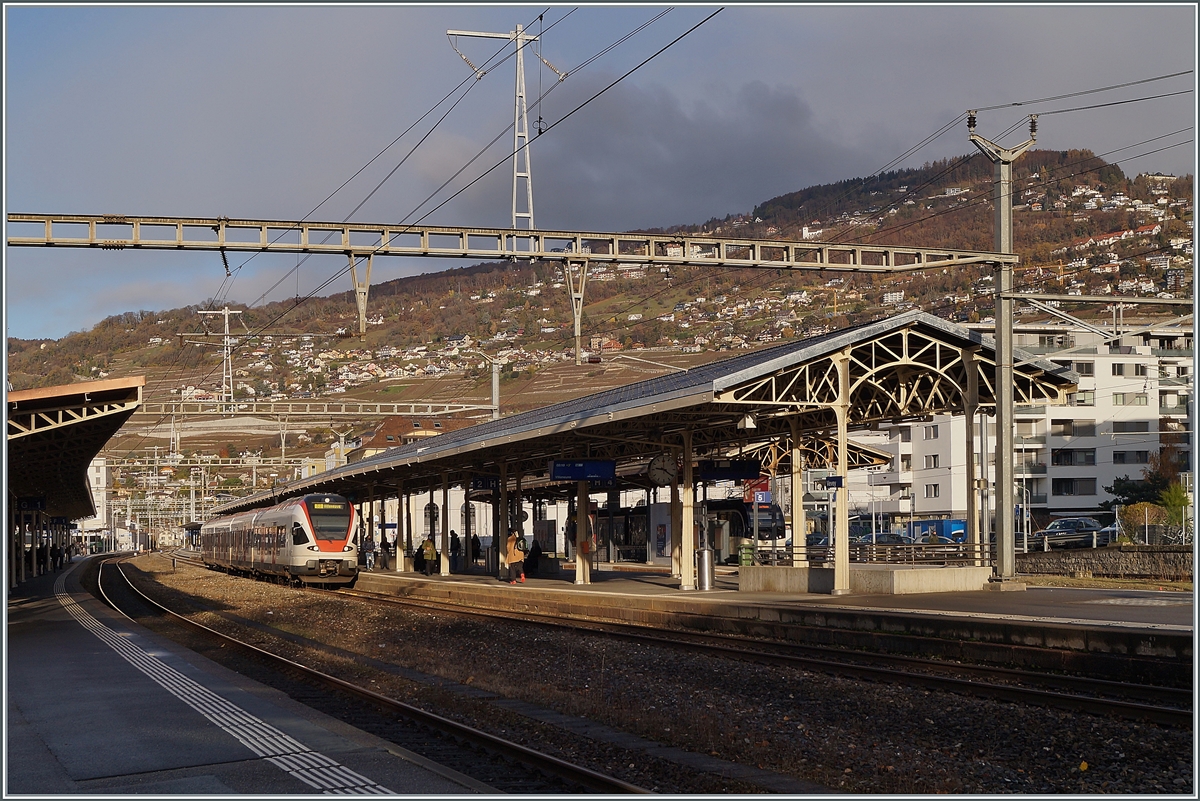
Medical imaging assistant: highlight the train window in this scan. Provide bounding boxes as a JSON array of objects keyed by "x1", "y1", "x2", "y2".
[
  {"x1": 304, "y1": 498, "x2": 352, "y2": 540},
  {"x1": 292, "y1": 522, "x2": 310, "y2": 545}
]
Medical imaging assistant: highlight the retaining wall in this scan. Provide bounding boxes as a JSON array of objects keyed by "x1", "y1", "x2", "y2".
[{"x1": 1016, "y1": 545, "x2": 1193, "y2": 581}]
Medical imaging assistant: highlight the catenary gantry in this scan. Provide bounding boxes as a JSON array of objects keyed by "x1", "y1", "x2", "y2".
[
  {"x1": 212, "y1": 311, "x2": 1076, "y2": 593},
  {"x1": 6, "y1": 212, "x2": 1020, "y2": 365}
]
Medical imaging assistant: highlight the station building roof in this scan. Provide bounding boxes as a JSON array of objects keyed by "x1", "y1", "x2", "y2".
[
  {"x1": 214, "y1": 311, "x2": 1076, "y2": 514},
  {"x1": 7, "y1": 376, "x2": 144, "y2": 519}
]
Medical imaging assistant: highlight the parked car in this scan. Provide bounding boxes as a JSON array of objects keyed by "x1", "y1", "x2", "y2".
[
  {"x1": 1033, "y1": 517, "x2": 1104, "y2": 548},
  {"x1": 852, "y1": 531, "x2": 912, "y2": 545}
]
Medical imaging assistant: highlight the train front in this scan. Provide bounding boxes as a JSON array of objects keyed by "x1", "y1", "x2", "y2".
[{"x1": 293, "y1": 495, "x2": 358, "y2": 586}]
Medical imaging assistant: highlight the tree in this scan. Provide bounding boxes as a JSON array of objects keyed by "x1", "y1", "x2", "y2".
[
  {"x1": 1119, "y1": 502, "x2": 1167, "y2": 544},
  {"x1": 1158, "y1": 483, "x2": 1191, "y2": 543}
]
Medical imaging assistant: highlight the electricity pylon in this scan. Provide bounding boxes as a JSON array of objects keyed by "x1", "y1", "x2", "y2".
[{"x1": 448, "y1": 23, "x2": 539, "y2": 230}]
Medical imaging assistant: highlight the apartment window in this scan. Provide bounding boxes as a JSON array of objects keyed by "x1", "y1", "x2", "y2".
[
  {"x1": 1178, "y1": 365, "x2": 1191, "y2": 377},
  {"x1": 1113, "y1": 393, "x2": 1126, "y2": 406},
  {"x1": 1074, "y1": 361, "x2": 1095, "y2": 376},
  {"x1": 1113, "y1": 451, "x2": 1150, "y2": 465},
  {"x1": 924, "y1": 483, "x2": 940, "y2": 499},
  {"x1": 1016, "y1": 421, "x2": 1037, "y2": 437},
  {"x1": 1135, "y1": 364, "x2": 1149, "y2": 377},
  {"x1": 1051, "y1": 419, "x2": 1073, "y2": 437},
  {"x1": 1113, "y1": 421, "x2": 1151, "y2": 433},
  {"x1": 1112, "y1": 363, "x2": 1126, "y2": 376},
  {"x1": 1074, "y1": 421, "x2": 1096, "y2": 437},
  {"x1": 900, "y1": 454, "x2": 912, "y2": 471},
  {"x1": 924, "y1": 424, "x2": 939, "y2": 440},
  {"x1": 1053, "y1": 478, "x2": 1097, "y2": 496},
  {"x1": 899, "y1": 427, "x2": 912, "y2": 443},
  {"x1": 1052, "y1": 448, "x2": 1096, "y2": 466},
  {"x1": 1132, "y1": 394, "x2": 1149, "y2": 406},
  {"x1": 1068, "y1": 391, "x2": 1095, "y2": 407},
  {"x1": 924, "y1": 454, "x2": 940, "y2": 469}
]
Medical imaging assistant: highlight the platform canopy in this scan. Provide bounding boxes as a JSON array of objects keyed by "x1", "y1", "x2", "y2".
[
  {"x1": 7, "y1": 376, "x2": 144, "y2": 519},
  {"x1": 214, "y1": 310, "x2": 1076, "y2": 513}
]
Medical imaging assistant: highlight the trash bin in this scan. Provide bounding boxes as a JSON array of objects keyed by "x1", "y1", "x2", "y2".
[
  {"x1": 485, "y1": 545, "x2": 498, "y2": 576},
  {"x1": 697, "y1": 547, "x2": 714, "y2": 591},
  {"x1": 739, "y1": 542, "x2": 754, "y2": 567}
]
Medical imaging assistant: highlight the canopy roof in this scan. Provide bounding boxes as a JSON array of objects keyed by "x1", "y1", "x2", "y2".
[
  {"x1": 214, "y1": 311, "x2": 1076, "y2": 513},
  {"x1": 7, "y1": 376, "x2": 144, "y2": 519}
]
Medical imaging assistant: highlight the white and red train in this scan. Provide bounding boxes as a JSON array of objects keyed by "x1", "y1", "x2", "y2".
[{"x1": 199, "y1": 494, "x2": 359, "y2": 586}]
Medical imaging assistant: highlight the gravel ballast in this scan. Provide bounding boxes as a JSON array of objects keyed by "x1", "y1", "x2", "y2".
[{"x1": 125, "y1": 556, "x2": 1193, "y2": 794}]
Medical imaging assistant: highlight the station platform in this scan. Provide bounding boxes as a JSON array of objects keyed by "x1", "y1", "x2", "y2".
[
  {"x1": 355, "y1": 561, "x2": 1193, "y2": 683},
  {"x1": 6, "y1": 559, "x2": 485, "y2": 796}
]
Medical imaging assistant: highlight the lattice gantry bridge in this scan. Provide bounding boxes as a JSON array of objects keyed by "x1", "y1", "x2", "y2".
[{"x1": 7, "y1": 213, "x2": 1018, "y2": 364}]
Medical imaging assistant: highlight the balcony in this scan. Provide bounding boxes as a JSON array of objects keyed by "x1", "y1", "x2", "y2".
[
  {"x1": 868, "y1": 471, "x2": 909, "y2": 487},
  {"x1": 1160, "y1": 404, "x2": 1189, "y2": 416},
  {"x1": 1030, "y1": 494, "x2": 1048, "y2": 505},
  {"x1": 1015, "y1": 435, "x2": 1047, "y2": 445},
  {"x1": 1016, "y1": 463, "x2": 1047, "y2": 475},
  {"x1": 1015, "y1": 405, "x2": 1046, "y2": 416},
  {"x1": 1152, "y1": 348, "x2": 1193, "y2": 357}
]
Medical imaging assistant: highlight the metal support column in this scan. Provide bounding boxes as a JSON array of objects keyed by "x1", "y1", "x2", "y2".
[
  {"x1": 440, "y1": 472, "x2": 450, "y2": 576},
  {"x1": 789, "y1": 417, "x2": 808, "y2": 566},
  {"x1": 832, "y1": 349, "x2": 851, "y2": 595},
  {"x1": 964, "y1": 347, "x2": 980, "y2": 564},
  {"x1": 669, "y1": 475, "x2": 682, "y2": 578},
  {"x1": 969, "y1": 111, "x2": 1036, "y2": 584},
  {"x1": 566, "y1": 259, "x2": 589, "y2": 365},
  {"x1": 348, "y1": 253, "x2": 374, "y2": 341},
  {"x1": 680, "y1": 429, "x2": 696, "y2": 591},
  {"x1": 498, "y1": 463, "x2": 509, "y2": 578},
  {"x1": 574, "y1": 481, "x2": 590, "y2": 585}
]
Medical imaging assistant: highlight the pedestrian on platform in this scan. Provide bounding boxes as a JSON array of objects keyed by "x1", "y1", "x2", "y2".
[
  {"x1": 421, "y1": 535, "x2": 438, "y2": 576},
  {"x1": 470, "y1": 532, "x2": 481, "y2": 565},
  {"x1": 363, "y1": 533, "x2": 376, "y2": 570},
  {"x1": 378, "y1": 535, "x2": 390, "y2": 571},
  {"x1": 50, "y1": 543, "x2": 61, "y2": 572},
  {"x1": 449, "y1": 530, "x2": 461, "y2": 572},
  {"x1": 525, "y1": 538, "x2": 542, "y2": 577},
  {"x1": 505, "y1": 527, "x2": 527, "y2": 584}
]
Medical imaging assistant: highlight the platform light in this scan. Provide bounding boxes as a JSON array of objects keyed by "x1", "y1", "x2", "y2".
[{"x1": 737, "y1": 414, "x2": 757, "y2": 430}]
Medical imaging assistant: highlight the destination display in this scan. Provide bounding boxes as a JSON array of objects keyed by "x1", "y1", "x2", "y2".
[
  {"x1": 696, "y1": 460, "x2": 761, "y2": 481},
  {"x1": 549, "y1": 460, "x2": 616, "y2": 482}
]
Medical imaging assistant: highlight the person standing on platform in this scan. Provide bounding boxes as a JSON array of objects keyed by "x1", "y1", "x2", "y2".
[
  {"x1": 525, "y1": 538, "x2": 542, "y2": 577},
  {"x1": 505, "y1": 528, "x2": 526, "y2": 584},
  {"x1": 449, "y1": 530, "x2": 461, "y2": 572},
  {"x1": 421, "y1": 535, "x2": 437, "y2": 576},
  {"x1": 471, "y1": 532, "x2": 481, "y2": 566},
  {"x1": 50, "y1": 543, "x2": 61, "y2": 572},
  {"x1": 363, "y1": 533, "x2": 376, "y2": 571},
  {"x1": 378, "y1": 535, "x2": 390, "y2": 571}
]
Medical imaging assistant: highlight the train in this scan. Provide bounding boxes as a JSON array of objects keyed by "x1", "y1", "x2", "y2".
[
  {"x1": 592, "y1": 497, "x2": 787, "y2": 565},
  {"x1": 199, "y1": 493, "x2": 359, "y2": 587}
]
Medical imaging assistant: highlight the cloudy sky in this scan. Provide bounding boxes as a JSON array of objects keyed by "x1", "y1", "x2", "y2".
[{"x1": 5, "y1": 4, "x2": 1195, "y2": 340}]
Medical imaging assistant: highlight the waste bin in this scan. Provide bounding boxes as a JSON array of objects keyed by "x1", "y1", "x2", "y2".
[
  {"x1": 739, "y1": 542, "x2": 754, "y2": 567},
  {"x1": 697, "y1": 547, "x2": 714, "y2": 591},
  {"x1": 485, "y1": 545, "x2": 498, "y2": 576}
]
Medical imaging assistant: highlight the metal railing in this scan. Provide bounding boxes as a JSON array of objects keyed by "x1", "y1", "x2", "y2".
[{"x1": 755, "y1": 543, "x2": 995, "y2": 567}]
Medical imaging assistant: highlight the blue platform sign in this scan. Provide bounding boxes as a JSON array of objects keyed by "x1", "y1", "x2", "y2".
[
  {"x1": 824, "y1": 476, "x2": 843, "y2": 489},
  {"x1": 697, "y1": 460, "x2": 760, "y2": 481},
  {"x1": 549, "y1": 460, "x2": 616, "y2": 482},
  {"x1": 754, "y1": 491, "x2": 772, "y2": 504}
]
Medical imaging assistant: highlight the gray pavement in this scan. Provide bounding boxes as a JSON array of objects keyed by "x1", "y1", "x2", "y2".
[{"x1": 5, "y1": 558, "x2": 484, "y2": 795}]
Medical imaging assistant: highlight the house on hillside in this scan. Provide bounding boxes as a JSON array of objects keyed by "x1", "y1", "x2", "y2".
[{"x1": 346, "y1": 416, "x2": 477, "y2": 463}]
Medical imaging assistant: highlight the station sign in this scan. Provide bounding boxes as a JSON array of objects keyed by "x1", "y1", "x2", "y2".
[
  {"x1": 470, "y1": 476, "x2": 501, "y2": 491},
  {"x1": 17, "y1": 497, "x2": 45, "y2": 511},
  {"x1": 549, "y1": 460, "x2": 616, "y2": 482},
  {"x1": 697, "y1": 460, "x2": 760, "y2": 481},
  {"x1": 824, "y1": 476, "x2": 844, "y2": 489},
  {"x1": 49, "y1": 517, "x2": 70, "y2": 526},
  {"x1": 754, "y1": 491, "x2": 772, "y2": 504}
]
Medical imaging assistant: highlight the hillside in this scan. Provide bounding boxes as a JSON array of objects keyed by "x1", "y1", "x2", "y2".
[{"x1": 9, "y1": 149, "x2": 1193, "y2": 418}]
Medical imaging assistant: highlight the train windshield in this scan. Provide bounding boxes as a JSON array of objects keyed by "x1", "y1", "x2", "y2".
[{"x1": 304, "y1": 497, "x2": 352, "y2": 540}]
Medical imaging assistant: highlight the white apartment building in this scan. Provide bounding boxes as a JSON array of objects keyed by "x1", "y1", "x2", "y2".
[
  {"x1": 76, "y1": 457, "x2": 111, "y2": 533},
  {"x1": 853, "y1": 321, "x2": 1193, "y2": 527}
]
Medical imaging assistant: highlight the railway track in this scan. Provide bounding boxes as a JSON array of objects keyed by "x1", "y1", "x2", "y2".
[
  {"x1": 167, "y1": 550, "x2": 1193, "y2": 727},
  {"x1": 95, "y1": 555, "x2": 651, "y2": 795}
]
